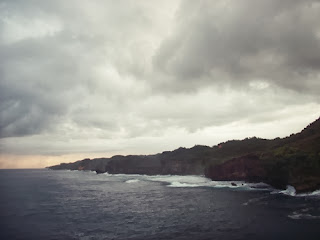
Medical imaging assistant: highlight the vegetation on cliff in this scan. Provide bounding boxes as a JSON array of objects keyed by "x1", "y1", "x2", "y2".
[
  {"x1": 205, "y1": 117, "x2": 320, "y2": 193},
  {"x1": 48, "y1": 117, "x2": 320, "y2": 193}
]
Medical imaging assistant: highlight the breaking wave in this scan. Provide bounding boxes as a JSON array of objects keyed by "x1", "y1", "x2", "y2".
[
  {"x1": 92, "y1": 172, "x2": 320, "y2": 197},
  {"x1": 280, "y1": 185, "x2": 296, "y2": 196},
  {"x1": 168, "y1": 181, "x2": 200, "y2": 188},
  {"x1": 125, "y1": 179, "x2": 140, "y2": 183},
  {"x1": 100, "y1": 173, "x2": 272, "y2": 191},
  {"x1": 288, "y1": 208, "x2": 320, "y2": 220},
  {"x1": 298, "y1": 189, "x2": 320, "y2": 197},
  {"x1": 272, "y1": 185, "x2": 320, "y2": 198},
  {"x1": 146, "y1": 175, "x2": 272, "y2": 191}
]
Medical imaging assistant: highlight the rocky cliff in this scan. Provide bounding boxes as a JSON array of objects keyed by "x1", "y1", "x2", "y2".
[
  {"x1": 205, "y1": 117, "x2": 320, "y2": 193},
  {"x1": 48, "y1": 146, "x2": 209, "y2": 175},
  {"x1": 204, "y1": 154, "x2": 266, "y2": 182}
]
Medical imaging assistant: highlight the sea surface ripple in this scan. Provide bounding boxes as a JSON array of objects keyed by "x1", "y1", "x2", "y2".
[{"x1": 0, "y1": 169, "x2": 319, "y2": 240}]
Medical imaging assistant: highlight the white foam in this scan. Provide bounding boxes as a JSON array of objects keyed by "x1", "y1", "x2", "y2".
[
  {"x1": 280, "y1": 185, "x2": 296, "y2": 196},
  {"x1": 95, "y1": 172, "x2": 320, "y2": 197},
  {"x1": 168, "y1": 181, "x2": 200, "y2": 188},
  {"x1": 273, "y1": 186, "x2": 320, "y2": 198},
  {"x1": 288, "y1": 210, "x2": 320, "y2": 220},
  {"x1": 297, "y1": 189, "x2": 320, "y2": 197},
  {"x1": 148, "y1": 175, "x2": 211, "y2": 184},
  {"x1": 208, "y1": 181, "x2": 272, "y2": 191},
  {"x1": 98, "y1": 173, "x2": 271, "y2": 190},
  {"x1": 125, "y1": 179, "x2": 140, "y2": 183},
  {"x1": 242, "y1": 196, "x2": 268, "y2": 206},
  {"x1": 145, "y1": 175, "x2": 271, "y2": 190}
]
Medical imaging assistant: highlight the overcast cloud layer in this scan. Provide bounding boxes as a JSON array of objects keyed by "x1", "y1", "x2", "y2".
[{"x1": 1, "y1": 0, "x2": 320, "y2": 166}]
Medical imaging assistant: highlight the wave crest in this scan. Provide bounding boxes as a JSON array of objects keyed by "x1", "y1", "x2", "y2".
[{"x1": 125, "y1": 179, "x2": 140, "y2": 183}]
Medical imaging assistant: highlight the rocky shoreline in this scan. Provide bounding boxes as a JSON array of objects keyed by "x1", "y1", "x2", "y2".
[{"x1": 48, "y1": 117, "x2": 320, "y2": 194}]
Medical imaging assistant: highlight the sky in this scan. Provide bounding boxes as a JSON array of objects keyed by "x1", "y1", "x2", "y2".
[{"x1": 1, "y1": 0, "x2": 320, "y2": 169}]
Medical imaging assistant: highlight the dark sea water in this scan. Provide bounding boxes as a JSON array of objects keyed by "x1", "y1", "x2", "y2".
[{"x1": 0, "y1": 169, "x2": 320, "y2": 240}]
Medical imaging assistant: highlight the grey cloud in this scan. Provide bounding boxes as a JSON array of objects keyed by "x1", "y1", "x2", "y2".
[
  {"x1": 0, "y1": 0, "x2": 162, "y2": 139},
  {"x1": 0, "y1": 37, "x2": 83, "y2": 137},
  {"x1": 1, "y1": 0, "x2": 320, "y2": 157},
  {"x1": 153, "y1": 0, "x2": 320, "y2": 93}
]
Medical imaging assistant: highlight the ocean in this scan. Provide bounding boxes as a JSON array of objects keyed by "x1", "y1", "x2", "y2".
[{"x1": 0, "y1": 169, "x2": 319, "y2": 240}]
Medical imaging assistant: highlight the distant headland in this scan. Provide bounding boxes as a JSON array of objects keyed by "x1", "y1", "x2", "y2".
[{"x1": 48, "y1": 117, "x2": 320, "y2": 193}]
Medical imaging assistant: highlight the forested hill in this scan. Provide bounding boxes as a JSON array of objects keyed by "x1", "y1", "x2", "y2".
[
  {"x1": 48, "y1": 117, "x2": 320, "y2": 193},
  {"x1": 205, "y1": 117, "x2": 320, "y2": 193}
]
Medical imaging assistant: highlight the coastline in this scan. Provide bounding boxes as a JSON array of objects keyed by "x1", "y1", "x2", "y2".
[{"x1": 48, "y1": 117, "x2": 320, "y2": 194}]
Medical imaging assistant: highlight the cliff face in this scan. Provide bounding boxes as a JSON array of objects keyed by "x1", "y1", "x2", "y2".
[
  {"x1": 104, "y1": 155, "x2": 163, "y2": 175},
  {"x1": 48, "y1": 146, "x2": 208, "y2": 175},
  {"x1": 205, "y1": 154, "x2": 266, "y2": 182},
  {"x1": 48, "y1": 117, "x2": 320, "y2": 193},
  {"x1": 48, "y1": 158, "x2": 111, "y2": 171},
  {"x1": 204, "y1": 151, "x2": 320, "y2": 193}
]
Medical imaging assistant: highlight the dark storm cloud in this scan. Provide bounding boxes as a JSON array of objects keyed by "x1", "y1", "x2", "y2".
[
  {"x1": 153, "y1": 0, "x2": 320, "y2": 93},
  {"x1": 0, "y1": 34, "x2": 85, "y2": 137},
  {"x1": 0, "y1": 0, "x2": 158, "y2": 138},
  {"x1": 1, "y1": 0, "x2": 320, "y2": 157}
]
